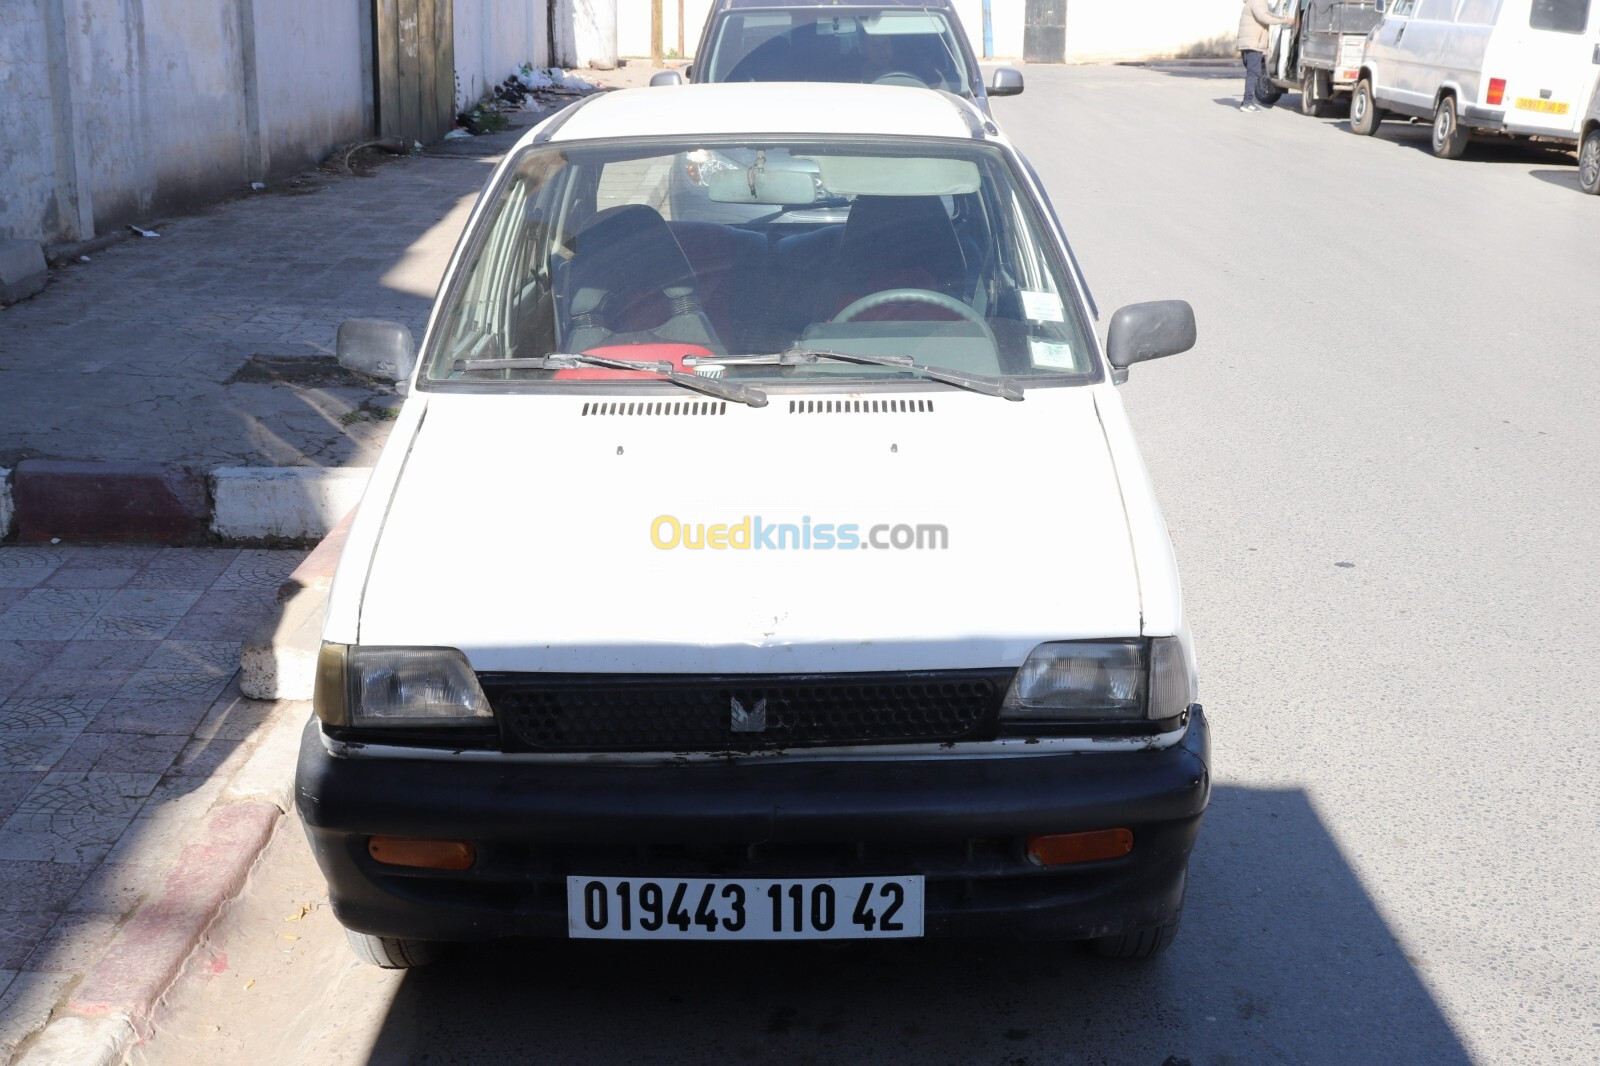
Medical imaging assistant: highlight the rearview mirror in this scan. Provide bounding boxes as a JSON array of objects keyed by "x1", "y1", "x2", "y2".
[
  {"x1": 706, "y1": 168, "x2": 817, "y2": 205},
  {"x1": 337, "y1": 318, "x2": 416, "y2": 386},
  {"x1": 989, "y1": 67, "x2": 1025, "y2": 96},
  {"x1": 1105, "y1": 301, "x2": 1196, "y2": 382},
  {"x1": 649, "y1": 71, "x2": 684, "y2": 87}
]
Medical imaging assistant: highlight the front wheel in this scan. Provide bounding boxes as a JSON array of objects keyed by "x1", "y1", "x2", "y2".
[
  {"x1": 1255, "y1": 77, "x2": 1285, "y2": 106},
  {"x1": 1088, "y1": 908, "x2": 1183, "y2": 960},
  {"x1": 1578, "y1": 127, "x2": 1600, "y2": 195},
  {"x1": 1300, "y1": 68, "x2": 1331, "y2": 117},
  {"x1": 344, "y1": 928, "x2": 440, "y2": 969},
  {"x1": 1431, "y1": 95, "x2": 1470, "y2": 159},
  {"x1": 1351, "y1": 77, "x2": 1383, "y2": 135}
]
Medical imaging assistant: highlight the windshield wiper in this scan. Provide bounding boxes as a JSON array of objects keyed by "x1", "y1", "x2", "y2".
[
  {"x1": 690, "y1": 349, "x2": 1024, "y2": 401},
  {"x1": 453, "y1": 353, "x2": 767, "y2": 408}
]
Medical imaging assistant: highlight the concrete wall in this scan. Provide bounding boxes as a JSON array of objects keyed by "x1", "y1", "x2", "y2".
[
  {"x1": 455, "y1": 0, "x2": 553, "y2": 107},
  {"x1": 554, "y1": 0, "x2": 618, "y2": 68},
  {"x1": 1066, "y1": 0, "x2": 1240, "y2": 62},
  {"x1": 616, "y1": 0, "x2": 1232, "y2": 63},
  {"x1": 0, "y1": 0, "x2": 372, "y2": 246}
]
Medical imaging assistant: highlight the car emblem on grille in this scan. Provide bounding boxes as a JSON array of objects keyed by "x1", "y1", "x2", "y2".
[{"x1": 730, "y1": 696, "x2": 767, "y2": 733}]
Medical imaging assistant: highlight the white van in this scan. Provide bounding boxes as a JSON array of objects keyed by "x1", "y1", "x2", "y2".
[
  {"x1": 1581, "y1": 75, "x2": 1600, "y2": 190},
  {"x1": 1351, "y1": 0, "x2": 1600, "y2": 158}
]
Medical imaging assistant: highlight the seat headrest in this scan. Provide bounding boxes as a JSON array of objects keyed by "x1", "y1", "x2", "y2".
[{"x1": 567, "y1": 205, "x2": 696, "y2": 314}]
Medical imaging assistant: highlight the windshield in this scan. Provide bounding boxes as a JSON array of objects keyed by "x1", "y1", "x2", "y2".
[
  {"x1": 702, "y1": 10, "x2": 973, "y2": 96},
  {"x1": 423, "y1": 137, "x2": 1095, "y2": 391}
]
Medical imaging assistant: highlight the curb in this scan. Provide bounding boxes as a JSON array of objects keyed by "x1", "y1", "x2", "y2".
[
  {"x1": 0, "y1": 462, "x2": 368, "y2": 546},
  {"x1": 7, "y1": 532, "x2": 341, "y2": 1065},
  {"x1": 240, "y1": 510, "x2": 350, "y2": 700}
]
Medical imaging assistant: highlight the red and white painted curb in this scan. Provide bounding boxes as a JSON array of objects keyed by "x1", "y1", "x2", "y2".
[{"x1": 0, "y1": 463, "x2": 368, "y2": 545}]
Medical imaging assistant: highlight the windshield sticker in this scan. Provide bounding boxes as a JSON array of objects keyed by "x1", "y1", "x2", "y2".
[
  {"x1": 1029, "y1": 339, "x2": 1077, "y2": 370},
  {"x1": 1021, "y1": 290, "x2": 1064, "y2": 323}
]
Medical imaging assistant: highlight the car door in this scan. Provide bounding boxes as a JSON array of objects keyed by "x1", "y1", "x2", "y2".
[
  {"x1": 1490, "y1": 0, "x2": 1600, "y2": 134},
  {"x1": 1401, "y1": 0, "x2": 1465, "y2": 106},
  {"x1": 1369, "y1": 0, "x2": 1417, "y2": 104}
]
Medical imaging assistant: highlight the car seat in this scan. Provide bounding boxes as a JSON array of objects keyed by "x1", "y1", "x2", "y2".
[
  {"x1": 824, "y1": 195, "x2": 970, "y2": 320},
  {"x1": 558, "y1": 204, "x2": 725, "y2": 354}
]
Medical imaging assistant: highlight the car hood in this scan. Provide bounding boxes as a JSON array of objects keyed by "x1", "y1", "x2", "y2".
[{"x1": 356, "y1": 388, "x2": 1142, "y2": 673}]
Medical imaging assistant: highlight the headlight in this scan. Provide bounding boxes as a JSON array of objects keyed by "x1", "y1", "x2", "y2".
[
  {"x1": 1000, "y1": 638, "x2": 1195, "y2": 726},
  {"x1": 314, "y1": 643, "x2": 493, "y2": 728}
]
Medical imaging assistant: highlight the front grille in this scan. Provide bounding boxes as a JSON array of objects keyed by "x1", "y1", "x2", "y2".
[{"x1": 482, "y1": 670, "x2": 1014, "y2": 753}]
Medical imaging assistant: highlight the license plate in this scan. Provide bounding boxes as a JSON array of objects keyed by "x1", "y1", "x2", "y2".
[
  {"x1": 1513, "y1": 97, "x2": 1569, "y2": 114},
  {"x1": 568, "y1": 876, "x2": 924, "y2": 940}
]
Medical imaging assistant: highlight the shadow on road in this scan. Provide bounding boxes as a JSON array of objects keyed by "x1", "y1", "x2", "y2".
[{"x1": 355, "y1": 785, "x2": 1471, "y2": 1065}]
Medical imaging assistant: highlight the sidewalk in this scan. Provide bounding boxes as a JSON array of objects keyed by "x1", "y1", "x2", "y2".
[{"x1": 0, "y1": 544, "x2": 305, "y2": 1064}]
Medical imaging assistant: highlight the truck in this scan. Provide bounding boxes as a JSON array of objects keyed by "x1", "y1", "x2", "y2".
[{"x1": 1258, "y1": 0, "x2": 1383, "y2": 116}]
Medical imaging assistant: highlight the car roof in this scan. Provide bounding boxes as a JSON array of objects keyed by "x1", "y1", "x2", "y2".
[
  {"x1": 717, "y1": 0, "x2": 957, "y2": 9},
  {"x1": 545, "y1": 83, "x2": 993, "y2": 143}
]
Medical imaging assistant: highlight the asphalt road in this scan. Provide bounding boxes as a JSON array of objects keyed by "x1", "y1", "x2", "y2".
[{"x1": 135, "y1": 65, "x2": 1600, "y2": 1065}]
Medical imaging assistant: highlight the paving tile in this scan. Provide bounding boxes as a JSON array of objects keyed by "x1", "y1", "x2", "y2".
[
  {"x1": 0, "y1": 733, "x2": 78, "y2": 772},
  {"x1": 41, "y1": 565, "x2": 145, "y2": 589},
  {"x1": 0, "y1": 771, "x2": 163, "y2": 864},
  {"x1": 61, "y1": 545, "x2": 164, "y2": 569},
  {"x1": 141, "y1": 640, "x2": 241, "y2": 677},
  {"x1": 128, "y1": 547, "x2": 241, "y2": 590},
  {"x1": 0, "y1": 643, "x2": 67, "y2": 701},
  {"x1": 14, "y1": 665, "x2": 147, "y2": 699},
  {"x1": 114, "y1": 664, "x2": 234, "y2": 704},
  {"x1": 211, "y1": 549, "x2": 304, "y2": 593},
  {"x1": 0, "y1": 548, "x2": 66, "y2": 589},
  {"x1": 22, "y1": 913, "x2": 120, "y2": 973},
  {"x1": 28, "y1": 640, "x2": 156, "y2": 673},
  {"x1": 54, "y1": 732, "x2": 187, "y2": 774},
  {"x1": 169, "y1": 733, "x2": 254, "y2": 780},
  {"x1": 80, "y1": 588, "x2": 204, "y2": 641},
  {"x1": 0, "y1": 588, "x2": 27, "y2": 613},
  {"x1": 0, "y1": 861, "x2": 96, "y2": 912},
  {"x1": 106, "y1": 774, "x2": 226, "y2": 864},
  {"x1": 0, "y1": 772, "x2": 45, "y2": 822},
  {"x1": 0, "y1": 970, "x2": 12, "y2": 1001},
  {"x1": 0, "y1": 698, "x2": 106, "y2": 733},
  {"x1": 166, "y1": 588, "x2": 280, "y2": 641},
  {"x1": 0, "y1": 911, "x2": 58, "y2": 969},
  {"x1": 85, "y1": 699, "x2": 213, "y2": 736},
  {"x1": 0, "y1": 588, "x2": 118, "y2": 640}
]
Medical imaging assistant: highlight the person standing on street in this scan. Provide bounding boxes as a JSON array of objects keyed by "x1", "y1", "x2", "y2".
[{"x1": 1238, "y1": 0, "x2": 1294, "y2": 112}]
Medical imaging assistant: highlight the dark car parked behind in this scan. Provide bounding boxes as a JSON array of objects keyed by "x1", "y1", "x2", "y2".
[{"x1": 652, "y1": 0, "x2": 1024, "y2": 115}]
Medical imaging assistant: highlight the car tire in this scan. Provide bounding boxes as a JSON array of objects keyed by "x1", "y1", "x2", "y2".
[
  {"x1": 1431, "y1": 95, "x2": 1470, "y2": 159},
  {"x1": 1088, "y1": 908, "x2": 1183, "y2": 960},
  {"x1": 344, "y1": 928, "x2": 440, "y2": 969},
  {"x1": 1351, "y1": 77, "x2": 1383, "y2": 135},
  {"x1": 1300, "y1": 69, "x2": 1330, "y2": 117},
  {"x1": 1578, "y1": 127, "x2": 1600, "y2": 195},
  {"x1": 1255, "y1": 77, "x2": 1285, "y2": 107}
]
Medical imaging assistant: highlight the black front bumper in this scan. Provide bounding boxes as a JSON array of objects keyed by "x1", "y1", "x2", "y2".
[{"x1": 295, "y1": 708, "x2": 1210, "y2": 943}]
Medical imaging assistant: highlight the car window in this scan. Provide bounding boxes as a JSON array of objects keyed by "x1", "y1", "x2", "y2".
[
  {"x1": 1390, "y1": 0, "x2": 1417, "y2": 15},
  {"x1": 1529, "y1": 0, "x2": 1590, "y2": 31},
  {"x1": 703, "y1": 10, "x2": 972, "y2": 97},
  {"x1": 425, "y1": 138, "x2": 1094, "y2": 390},
  {"x1": 1414, "y1": 0, "x2": 1454, "y2": 18},
  {"x1": 1454, "y1": 0, "x2": 1498, "y2": 23}
]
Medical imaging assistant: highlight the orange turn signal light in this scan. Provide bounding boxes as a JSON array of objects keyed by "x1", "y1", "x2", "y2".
[
  {"x1": 368, "y1": 836, "x2": 476, "y2": 871},
  {"x1": 1026, "y1": 829, "x2": 1134, "y2": 867}
]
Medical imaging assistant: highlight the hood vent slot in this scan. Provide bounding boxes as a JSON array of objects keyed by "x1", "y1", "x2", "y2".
[
  {"x1": 581, "y1": 400, "x2": 727, "y2": 417},
  {"x1": 788, "y1": 399, "x2": 935, "y2": 415}
]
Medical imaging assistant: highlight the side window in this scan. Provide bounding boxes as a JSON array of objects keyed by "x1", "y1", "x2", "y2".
[
  {"x1": 1414, "y1": 0, "x2": 1454, "y2": 19},
  {"x1": 1454, "y1": 0, "x2": 1498, "y2": 22},
  {"x1": 1391, "y1": 0, "x2": 1418, "y2": 15},
  {"x1": 1530, "y1": 0, "x2": 1590, "y2": 31}
]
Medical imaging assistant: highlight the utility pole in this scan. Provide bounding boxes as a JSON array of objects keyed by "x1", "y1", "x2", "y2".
[
  {"x1": 652, "y1": 0, "x2": 664, "y2": 63},
  {"x1": 678, "y1": 0, "x2": 685, "y2": 57}
]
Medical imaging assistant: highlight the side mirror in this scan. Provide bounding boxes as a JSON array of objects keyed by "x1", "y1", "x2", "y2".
[
  {"x1": 1105, "y1": 301, "x2": 1196, "y2": 383},
  {"x1": 1374, "y1": 0, "x2": 1385, "y2": 12},
  {"x1": 649, "y1": 70, "x2": 684, "y2": 87},
  {"x1": 989, "y1": 67, "x2": 1025, "y2": 96},
  {"x1": 337, "y1": 318, "x2": 416, "y2": 387},
  {"x1": 684, "y1": 64, "x2": 694, "y2": 80}
]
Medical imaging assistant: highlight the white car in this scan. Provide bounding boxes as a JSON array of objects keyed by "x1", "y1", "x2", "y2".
[
  {"x1": 1352, "y1": 0, "x2": 1600, "y2": 158},
  {"x1": 296, "y1": 82, "x2": 1209, "y2": 968}
]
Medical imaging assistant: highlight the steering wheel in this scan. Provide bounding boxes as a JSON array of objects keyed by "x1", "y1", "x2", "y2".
[
  {"x1": 830, "y1": 287, "x2": 998, "y2": 351},
  {"x1": 872, "y1": 71, "x2": 928, "y2": 88}
]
